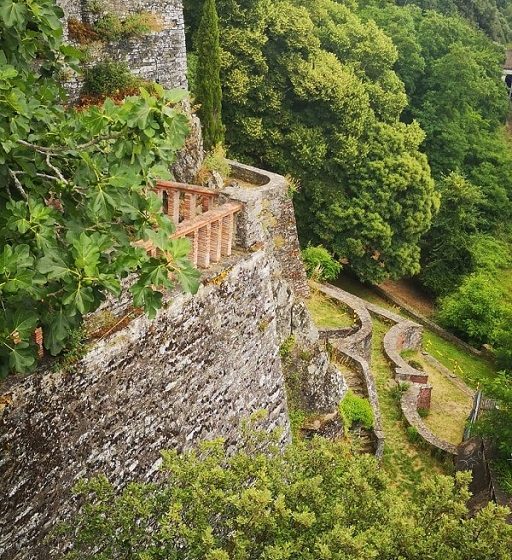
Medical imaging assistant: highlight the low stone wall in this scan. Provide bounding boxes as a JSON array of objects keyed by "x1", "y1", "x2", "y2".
[
  {"x1": 332, "y1": 346, "x2": 385, "y2": 459},
  {"x1": 224, "y1": 161, "x2": 310, "y2": 301},
  {"x1": 312, "y1": 283, "x2": 372, "y2": 362},
  {"x1": 401, "y1": 387, "x2": 458, "y2": 455},
  {"x1": 373, "y1": 284, "x2": 484, "y2": 358},
  {"x1": 308, "y1": 283, "x2": 384, "y2": 457},
  {"x1": 383, "y1": 322, "x2": 427, "y2": 384}
]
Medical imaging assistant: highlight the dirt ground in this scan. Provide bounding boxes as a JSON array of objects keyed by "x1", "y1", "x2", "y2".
[{"x1": 378, "y1": 279, "x2": 436, "y2": 318}]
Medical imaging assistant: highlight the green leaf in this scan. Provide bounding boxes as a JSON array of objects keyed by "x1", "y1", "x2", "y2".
[
  {"x1": 176, "y1": 261, "x2": 200, "y2": 294},
  {"x1": 0, "y1": 1, "x2": 27, "y2": 28},
  {"x1": 9, "y1": 342, "x2": 36, "y2": 373},
  {"x1": 37, "y1": 255, "x2": 72, "y2": 280},
  {"x1": 63, "y1": 284, "x2": 95, "y2": 315},
  {"x1": 7, "y1": 309, "x2": 38, "y2": 338},
  {"x1": 130, "y1": 282, "x2": 163, "y2": 320},
  {"x1": 72, "y1": 233, "x2": 100, "y2": 277}
]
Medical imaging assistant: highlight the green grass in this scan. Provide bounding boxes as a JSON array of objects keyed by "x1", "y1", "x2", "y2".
[
  {"x1": 495, "y1": 269, "x2": 512, "y2": 303},
  {"x1": 371, "y1": 318, "x2": 452, "y2": 491},
  {"x1": 401, "y1": 350, "x2": 472, "y2": 445},
  {"x1": 422, "y1": 330, "x2": 496, "y2": 387},
  {"x1": 306, "y1": 290, "x2": 354, "y2": 328}
]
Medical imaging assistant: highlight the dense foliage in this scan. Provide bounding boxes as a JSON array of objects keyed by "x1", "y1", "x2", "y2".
[
  {"x1": 63, "y1": 427, "x2": 512, "y2": 559},
  {"x1": 0, "y1": 0, "x2": 199, "y2": 376},
  {"x1": 339, "y1": 390, "x2": 374, "y2": 430},
  {"x1": 301, "y1": 245, "x2": 342, "y2": 282},
  {"x1": 186, "y1": 0, "x2": 438, "y2": 284},
  {"x1": 395, "y1": 0, "x2": 512, "y2": 42},
  {"x1": 195, "y1": 0, "x2": 224, "y2": 150}
]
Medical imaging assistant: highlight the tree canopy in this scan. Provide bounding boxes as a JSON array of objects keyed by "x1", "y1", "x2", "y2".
[
  {"x1": 63, "y1": 428, "x2": 512, "y2": 559},
  {"x1": 187, "y1": 0, "x2": 439, "y2": 283}
]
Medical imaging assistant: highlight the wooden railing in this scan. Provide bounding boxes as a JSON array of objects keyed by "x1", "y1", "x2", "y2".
[
  {"x1": 34, "y1": 181, "x2": 243, "y2": 357},
  {"x1": 155, "y1": 180, "x2": 220, "y2": 226}
]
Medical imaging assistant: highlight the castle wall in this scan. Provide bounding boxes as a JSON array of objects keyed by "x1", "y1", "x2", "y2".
[
  {"x1": 0, "y1": 251, "x2": 290, "y2": 559},
  {"x1": 57, "y1": 0, "x2": 188, "y2": 91}
]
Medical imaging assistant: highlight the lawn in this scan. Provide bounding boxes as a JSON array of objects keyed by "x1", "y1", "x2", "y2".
[
  {"x1": 401, "y1": 350, "x2": 473, "y2": 445},
  {"x1": 306, "y1": 290, "x2": 354, "y2": 329},
  {"x1": 422, "y1": 330, "x2": 496, "y2": 387},
  {"x1": 371, "y1": 318, "x2": 452, "y2": 491}
]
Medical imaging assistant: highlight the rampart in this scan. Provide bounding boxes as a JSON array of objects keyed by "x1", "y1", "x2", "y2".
[{"x1": 0, "y1": 163, "x2": 341, "y2": 559}]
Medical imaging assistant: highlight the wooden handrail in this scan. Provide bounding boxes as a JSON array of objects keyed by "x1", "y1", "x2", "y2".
[
  {"x1": 172, "y1": 202, "x2": 243, "y2": 238},
  {"x1": 155, "y1": 180, "x2": 220, "y2": 197}
]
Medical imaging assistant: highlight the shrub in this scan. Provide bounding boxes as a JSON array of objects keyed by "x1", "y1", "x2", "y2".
[
  {"x1": 418, "y1": 408, "x2": 430, "y2": 418},
  {"x1": 339, "y1": 390, "x2": 374, "y2": 430},
  {"x1": 302, "y1": 245, "x2": 342, "y2": 281},
  {"x1": 195, "y1": 145, "x2": 231, "y2": 184},
  {"x1": 438, "y1": 272, "x2": 505, "y2": 346},
  {"x1": 68, "y1": 18, "x2": 99, "y2": 44},
  {"x1": 390, "y1": 381, "x2": 410, "y2": 402},
  {"x1": 83, "y1": 61, "x2": 138, "y2": 96},
  {"x1": 93, "y1": 13, "x2": 123, "y2": 41},
  {"x1": 124, "y1": 13, "x2": 162, "y2": 36},
  {"x1": 279, "y1": 335, "x2": 296, "y2": 359},
  {"x1": 406, "y1": 425, "x2": 421, "y2": 444}
]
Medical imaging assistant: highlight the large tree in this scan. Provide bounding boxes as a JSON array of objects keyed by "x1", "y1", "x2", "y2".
[
  {"x1": 186, "y1": 0, "x2": 438, "y2": 283},
  {"x1": 0, "y1": 0, "x2": 199, "y2": 375},
  {"x1": 63, "y1": 430, "x2": 512, "y2": 559},
  {"x1": 195, "y1": 0, "x2": 224, "y2": 149}
]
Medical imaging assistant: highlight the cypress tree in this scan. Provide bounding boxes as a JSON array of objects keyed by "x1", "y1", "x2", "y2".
[{"x1": 195, "y1": 0, "x2": 224, "y2": 150}]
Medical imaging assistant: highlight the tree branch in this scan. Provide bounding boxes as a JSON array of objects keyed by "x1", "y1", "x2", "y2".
[
  {"x1": 8, "y1": 170, "x2": 28, "y2": 200},
  {"x1": 17, "y1": 133, "x2": 122, "y2": 154}
]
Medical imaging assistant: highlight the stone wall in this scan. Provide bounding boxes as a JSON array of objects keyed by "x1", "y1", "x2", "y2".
[
  {"x1": 312, "y1": 282, "x2": 372, "y2": 362},
  {"x1": 0, "y1": 251, "x2": 291, "y2": 559},
  {"x1": 0, "y1": 162, "x2": 342, "y2": 558},
  {"x1": 57, "y1": 0, "x2": 188, "y2": 91}
]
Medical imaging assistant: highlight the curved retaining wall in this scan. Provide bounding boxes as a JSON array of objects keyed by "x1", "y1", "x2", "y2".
[
  {"x1": 313, "y1": 282, "x2": 373, "y2": 362},
  {"x1": 401, "y1": 386, "x2": 458, "y2": 455},
  {"x1": 321, "y1": 284, "x2": 460, "y2": 459},
  {"x1": 311, "y1": 283, "x2": 384, "y2": 458},
  {"x1": 375, "y1": 306, "x2": 457, "y2": 456},
  {"x1": 383, "y1": 322, "x2": 428, "y2": 384}
]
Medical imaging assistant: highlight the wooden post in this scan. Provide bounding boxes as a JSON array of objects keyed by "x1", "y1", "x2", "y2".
[
  {"x1": 197, "y1": 224, "x2": 212, "y2": 268},
  {"x1": 221, "y1": 213, "x2": 234, "y2": 257},
  {"x1": 209, "y1": 219, "x2": 222, "y2": 263},
  {"x1": 168, "y1": 190, "x2": 180, "y2": 225},
  {"x1": 187, "y1": 230, "x2": 199, "y2": 266},
  {"x1": 183, "y1": 193, "x2": 197, "y2": 220},
  {"x1": 34, "y1": 328, "x2": 44, "y2": 358}
]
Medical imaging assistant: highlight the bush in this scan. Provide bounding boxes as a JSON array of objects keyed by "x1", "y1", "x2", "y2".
[
  {"x1": 124, "y1": 13, "x2": 162, "y2": 36},
  {"x1": 302, "y1": 245, "x2": 342, "y2": 281},
  {"x1": 93, "y1": 13, "x2": 123, "y2": 41},
  {"x1": 339, "y1": 390, "x2": 374, "y2": 430},
  {"x1": 195, "y1": 145, "x2": 231, "y2": 184},
  {"x1": 438, "y1": 272, "x2": 505, "y2": 346},
  {"x1": 83, "y1": 61, "x2": 138, "y2": 96}
]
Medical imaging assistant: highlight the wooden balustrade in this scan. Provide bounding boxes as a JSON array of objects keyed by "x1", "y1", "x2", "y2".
[
  {"x1": 34, "y1": 182, "x2": 242, "y2": 361},
  {"x1": 155, "y1": 180, "x2": 219, "y2": 226}
]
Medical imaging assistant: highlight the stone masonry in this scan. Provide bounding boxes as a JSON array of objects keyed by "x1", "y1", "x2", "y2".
[
  {"x1": 0, "y1": 251, "x2": 291, "y2": 559},
  {"x1": 57, "y1": 0, "x2": 188, "y2": 91}
]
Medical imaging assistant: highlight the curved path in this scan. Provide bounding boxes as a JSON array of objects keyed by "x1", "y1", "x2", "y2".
[{"x1": 312, "y1": 282, "x2": 465, "y2": 458}]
